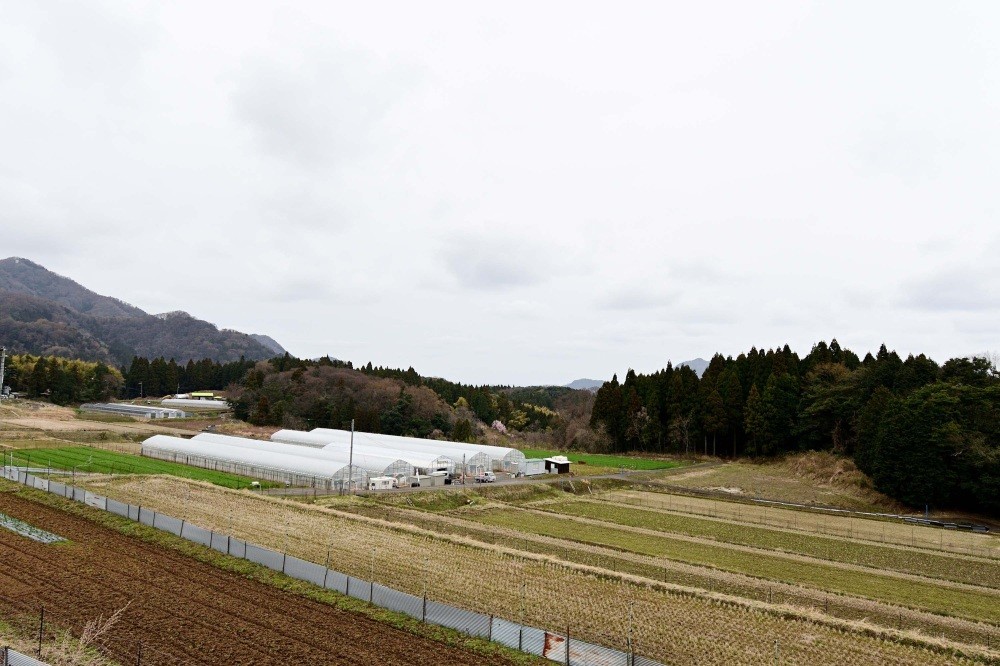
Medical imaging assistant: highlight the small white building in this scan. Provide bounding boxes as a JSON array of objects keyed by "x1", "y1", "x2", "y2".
[{"x1": 523, "y1": 458, "x2": 546, "y2": 476}]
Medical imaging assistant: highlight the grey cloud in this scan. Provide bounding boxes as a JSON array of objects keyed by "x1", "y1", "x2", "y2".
[
  {"x1": 900, "y1": 269, "x2": 999, "y2": 312},
  {"x1": 231, "y1": 53, "x2": 406, "y2": 169},
  {"x1": 18, "y1": 1, "x2": 157, "y2": 91},
  {"x1": 442, "y1": 234, "x2": 548, "y2": 291},
  {"x1": 596, "y1": 287, "x2": 679, "y2": 311}
]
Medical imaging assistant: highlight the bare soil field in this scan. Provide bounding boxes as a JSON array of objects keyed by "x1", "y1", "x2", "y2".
[{"x1": 0, "y1": 489, "x2": 502, "y2": 666}]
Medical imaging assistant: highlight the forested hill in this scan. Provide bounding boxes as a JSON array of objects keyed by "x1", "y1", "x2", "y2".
[
  {"x1": 0, "y1": 257, "x2": 144, "y2": 318},
  {"x1": 589, "y1": 341, "x2": 999, "y2": 514},
  {"x1": 0, "y1": 257, "x2": 282, "y2": 365}
]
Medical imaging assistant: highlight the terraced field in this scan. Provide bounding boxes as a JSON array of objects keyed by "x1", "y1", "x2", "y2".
[
  {"x1": 78, "y1": 475, "x2": 1000, "y2": 665},
  {"x1": 604, "y1": 490, "x2": 1000, "y2": 558},
  {"x1": 465, "y1": 505, "x2": 1000, "y2": 623},
  {"x1": 541, "y1": 500, "x2": 1000, "y2": 587}
]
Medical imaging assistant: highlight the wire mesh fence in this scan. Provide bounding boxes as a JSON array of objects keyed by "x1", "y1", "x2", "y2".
[
  {"x1": 0, "y1": 593, "x2": 184, "y2": 666},
  {"x1": 2, "y1": 468, "x2": 652, "y2": 666}
]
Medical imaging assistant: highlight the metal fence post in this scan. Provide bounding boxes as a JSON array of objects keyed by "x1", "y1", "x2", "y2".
[
  {"x1": 37, "y1": 606, "x2": 44, "y2": 657},
  {"x1": 422, "y1": 594, "x2": 427, "y2": 623},
  {"x1": 565, "y1": 625, "x2": 570, "y2": 666},
  {"x1": 136, "y1": 640, "x2": 142, "y2": 665}
]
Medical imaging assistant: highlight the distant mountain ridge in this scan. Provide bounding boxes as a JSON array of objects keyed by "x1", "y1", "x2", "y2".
[
  {"x1": 564, "y1": 378, "x2": 605, "y2": 391},
  {"x1": 565, "y1": 358, "x2": 708, "y2": 391},
  {"x1": 0, "y1": 257, "x2": 285, "y2": 365},
  {"x1": 0, "y1": 257, "x2": 145, "y2": 319},
  {"x1": 678, "y1": 357, "x2": 709, "y2": 377}
]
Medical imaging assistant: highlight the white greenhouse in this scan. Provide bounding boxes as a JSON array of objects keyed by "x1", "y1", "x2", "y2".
[
  {"x1": 141, "y1": 435, "x2": 367, "y2": 490},
  {"x1": 161, "y1": 398, "x2": 229, "y2": 411},
  {"x1": 284, "y1": 428, "x2": 492, "y2": 473},
  {"x1": 311, "y1": 428, "x2": 527, "y2": 473},
  {"x1": 270, "y1": 430, "x2": 454, "y2": 474},
  {"x1": 192, "y1": 433, "x2": 420, "y2": 478}
]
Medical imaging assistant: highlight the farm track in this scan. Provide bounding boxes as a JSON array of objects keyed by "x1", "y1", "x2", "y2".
[{"x1": 0, "y1": 490, "x2": 501, "y2": 666}]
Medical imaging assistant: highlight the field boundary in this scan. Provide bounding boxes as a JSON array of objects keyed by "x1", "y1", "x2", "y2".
[{"x1": 1, "y1": 467, "x2": 659, "y2": 666}]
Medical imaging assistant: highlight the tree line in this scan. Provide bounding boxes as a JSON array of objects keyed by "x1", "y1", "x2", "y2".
[
  {"x1": 358, "y1": 362, "x2": 559, "y2": 431},
  {"x1": 589, "y1": 341, "x2": 999, "y2": 513},
  {"x1": 121, "y1": 356, "x2": 257, "y2": 398},
  {"x1": 3, "y1": 354, "x2": 122, "y2": 405}
]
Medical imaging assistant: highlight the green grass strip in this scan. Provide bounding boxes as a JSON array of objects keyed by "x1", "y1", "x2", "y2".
[
  {"x1": 8, "y1": 447, "x2": 276, "y2": 489},
  {"x1": 549, "y1": 500, "x2": 1000, "y2": 589},
  {"x1": 468, "y1": 507, "x2": 1000, "y2": 624},
  {"x1": 518, "y1": 449, "x2": 682, "y2": 470}
]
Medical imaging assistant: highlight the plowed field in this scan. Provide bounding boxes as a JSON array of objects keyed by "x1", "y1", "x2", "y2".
[{"x1": 0, "y1": 490, "x2": 501, "y2": 665}]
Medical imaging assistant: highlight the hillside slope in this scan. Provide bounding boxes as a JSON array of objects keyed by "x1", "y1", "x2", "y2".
[{"x1": 0, "y1": 258, "x2": 281, "y2": 365}]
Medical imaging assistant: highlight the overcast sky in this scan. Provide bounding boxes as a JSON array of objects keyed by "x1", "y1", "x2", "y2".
[{"x1": 2, "y1": 2, "x2": 998, "y2": 385}]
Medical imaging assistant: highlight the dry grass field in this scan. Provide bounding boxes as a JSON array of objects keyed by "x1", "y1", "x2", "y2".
[{"x1": 78, "y1": 475, "x2": 1000, "y2": 665}]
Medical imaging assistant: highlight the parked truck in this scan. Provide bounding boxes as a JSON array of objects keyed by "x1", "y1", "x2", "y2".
[{"x1": 474, "y1": 470, "x2": 496, "y2": 483}]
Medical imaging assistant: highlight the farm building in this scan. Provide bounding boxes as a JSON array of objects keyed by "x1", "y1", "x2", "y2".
[
  {"x1": 310, "y1": 428, "x2": 528, "y2": 473},
  {"x1": 141, "y1": 435, "x2": 367, "y2": 490},
  {"x1": 161, "y1": 398, "x2": 228, "y2": 411},
  {"x1": 523, "y1": 458, "x2": 546, "y2": 476},
  {"x1": 544, "y1": 456, "x2": 571, "y2": 474},
  {"x1": 192, "y1": 433, "x2": 420, "y2": 478},
  {"x1": 80, "y1": 403, "x2": 186, "y2": 419}
]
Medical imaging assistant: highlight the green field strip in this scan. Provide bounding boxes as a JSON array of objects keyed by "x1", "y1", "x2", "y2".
[
  {"x1": 466, "y1": 507, "x2": 1000, "y2": 624},
  {"x1": 517, "y1": 449, "x2": 682, "y2": 470},
  {"x1": 8, "y1": 447, "x2": 272, "y2": 489},
  {"x1": 545, "y1": 500, "x2": 1000, "y2": 589}
]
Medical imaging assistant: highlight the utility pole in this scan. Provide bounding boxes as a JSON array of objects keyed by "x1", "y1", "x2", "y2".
[
  {"x1": 139, "y1": 381, "x2": 143, "y2": 398},
  {"x1": 0, "y1": 346, "x2": 6, "y2": 397},
  {"x1": 348, "y1": 418, "x2": 355, "y2": 495}
]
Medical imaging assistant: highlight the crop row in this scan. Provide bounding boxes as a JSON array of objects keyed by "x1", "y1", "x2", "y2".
[
  {"x1": 8, "y1": 447, "x2": 271, "y2": 489},
  {"x1": 333, "y1": 497, "x2": 1000, "y2": 650},
  {"x1": 541, "y1": 499, "x2": 1000, "y2": 589},
  {"x1": 464, "y1": 506, "x2": 1000, "y2": 624},
  {"x1": 599, "y1": 490, "x2": 1000, "y2": 560}
]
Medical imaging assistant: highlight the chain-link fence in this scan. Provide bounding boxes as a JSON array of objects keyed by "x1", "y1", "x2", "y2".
[
  {"x1": 2, "y1": 647, "x2": 49, "y2": 666},
  {"x1": 3, "y1": 468, "x2": 658, "y2": 666}
]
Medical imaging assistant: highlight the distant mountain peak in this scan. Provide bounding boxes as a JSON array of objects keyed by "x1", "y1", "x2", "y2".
[
  {"x1": 155, "y1": 310, "x2": 187, "y2": 319},
  {"x1": 678, "y1": 358, "x2": 709, "y2": 376},
  {"x1": 0, "y1": 257, "x2": 286, "y2": 365},
  {"x1": 0, "y1": 256, "x2": 146, "y2": 319},
  {"x1": 251, "y1": 333, "x2": 287, "y2": 355},
  {"x1": 564, "y1": 378, "x2": 604, "y2": 391}
]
